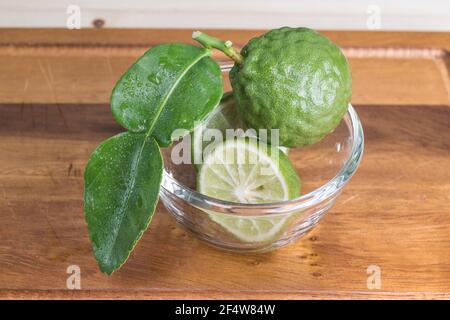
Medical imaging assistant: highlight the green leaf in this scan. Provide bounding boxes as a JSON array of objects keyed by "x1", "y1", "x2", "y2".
[
  {"x1": 111, "y1": 43, "x2": 223, "y2": 147},
  {"x1": 85, "y1": 41, "x2": 223, "y2": 274},
  {"x1": 84, "y1": 132, "x2": 163, "y2": 274}
]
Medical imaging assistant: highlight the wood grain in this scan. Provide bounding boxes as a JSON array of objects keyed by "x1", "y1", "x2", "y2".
[
  {"x1": 1, "y1": 29, "x2": 450, "y2": 49},
  {"x1": 0, "y1": 103, "x2": 449, "y2": 299},
  {"x1": 0, "y1": 29, "x2": 449, "y2": 106},
  {"x1": 0, "y1": 29, "x2": 449, "y2": 300}
]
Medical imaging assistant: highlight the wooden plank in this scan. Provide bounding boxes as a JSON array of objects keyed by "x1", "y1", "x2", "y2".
[
  {"x1": 0, "y1": 29, "x2": 449, "y2": 300},
  {"x1": 0, "y1": 29, "x2": 449, "y2": 106},
  {"x1": 2, "y1": 290, "x2": 450, "y2": 300},
  {"x1": 1, "y1": 29, "x2": 450, "y2": 49},
  {"x1": 0, "y1": 53, "x2": 448, "y2": 106},
  {"x1": 0, "y1": 103, "x2": 449, "y2": 299}
]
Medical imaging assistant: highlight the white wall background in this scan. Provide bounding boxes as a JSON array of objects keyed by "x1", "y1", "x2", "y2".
[{"x1": 0, "y1": 0, "x2": 449, "y2": 31}]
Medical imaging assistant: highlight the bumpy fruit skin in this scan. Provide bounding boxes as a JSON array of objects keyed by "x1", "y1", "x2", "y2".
[{"x1": 230, "y1": 27, "x2": 352, "y2": 147}]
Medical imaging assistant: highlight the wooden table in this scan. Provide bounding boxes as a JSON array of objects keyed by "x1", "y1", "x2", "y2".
[{"x1": 0, "y1": 29, "x2": 449, "y2": 300}]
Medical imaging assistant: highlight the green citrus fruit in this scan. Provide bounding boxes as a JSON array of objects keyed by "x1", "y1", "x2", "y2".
[
  {"x1": 197, "y1": 137, "x2": 301, "y2": 243},
  {"x1": 197, "y1": 137, "x2": 300, "y2": 203},
  {"x1": 191, "y1": 93, "x2": 289, "y2": 170},
  {"x1": 229, "y1": 27, "x2": 352, "y2": 147},
  {"x1": 204, "y1": 210, "x2": 299, "y2": 244}
]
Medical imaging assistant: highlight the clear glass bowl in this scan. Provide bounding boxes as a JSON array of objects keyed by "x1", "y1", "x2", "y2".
[{"x1": 159, "y1": 63, "x2": 364, "y2": 253}]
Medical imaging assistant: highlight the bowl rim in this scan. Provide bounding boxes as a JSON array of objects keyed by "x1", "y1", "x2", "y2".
[{"x1": 160, "y1": 64, "x2": 364, "y2": 215}]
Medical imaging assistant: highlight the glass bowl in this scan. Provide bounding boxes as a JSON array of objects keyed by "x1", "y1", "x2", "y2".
[{"x1": 159, "y1": 63, "x2": 364, "y2": 253}]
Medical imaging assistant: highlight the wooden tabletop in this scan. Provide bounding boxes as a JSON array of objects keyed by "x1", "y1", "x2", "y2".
[{"x1": 0, "y1": 29, "x2": 449, "y2": 300}]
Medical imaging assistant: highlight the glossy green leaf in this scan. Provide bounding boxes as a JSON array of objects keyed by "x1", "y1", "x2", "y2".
[
  {"x1": 84, "y1": 132, "x2": 163, "y2": 274},
  {"x1": 85, "y1": 41, "x2": 224, "y2": 274},
  {"x1": 111, "y1": 43, "x2": 223, "y2": 147}
]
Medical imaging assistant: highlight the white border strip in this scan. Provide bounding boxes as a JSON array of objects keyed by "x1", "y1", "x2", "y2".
[{"x1": 0, "y1": 0, "x2": 449, "y2": 31}]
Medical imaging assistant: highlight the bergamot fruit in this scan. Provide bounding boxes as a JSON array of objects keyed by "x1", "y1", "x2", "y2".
[
  {"x1": 197, "y1": 137, "x2": 300, "y2": 203},
  {"x1": 193, "y1": 27, "x2": 352, "y2": 147},
  {"x1": 191, "y1": 92, "x2": 289, "y2": 170}
]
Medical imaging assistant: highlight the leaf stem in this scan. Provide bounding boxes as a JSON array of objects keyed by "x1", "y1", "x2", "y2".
[{"x1": 192, "y1": 31, "x2": 244, "y2": 65}]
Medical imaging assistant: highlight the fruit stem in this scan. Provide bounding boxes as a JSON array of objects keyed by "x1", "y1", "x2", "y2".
[{"x1": 192, "y1": 31, "x2": 244, "y2": 65}]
